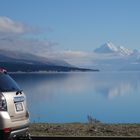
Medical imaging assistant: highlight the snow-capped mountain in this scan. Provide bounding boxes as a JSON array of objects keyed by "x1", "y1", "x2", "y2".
[
  {"x1": 94, "y1": 42, "x2": 132, "y2": 56},
  {"x1": 77, "y1": 42, "x2": 140, "y2": 71}
]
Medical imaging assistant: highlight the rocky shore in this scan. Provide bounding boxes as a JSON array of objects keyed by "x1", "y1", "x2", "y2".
[{"x1": 29, "y1": 123, "x2": 140, "y2": 136}]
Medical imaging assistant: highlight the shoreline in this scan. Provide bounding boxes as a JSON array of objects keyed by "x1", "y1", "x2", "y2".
[
  {"x1": 8, "y1": 70, "x2": 99, "y2": 74},
  {"x1": 29, "y1": 122, "x2": 140, "y2": 136}
]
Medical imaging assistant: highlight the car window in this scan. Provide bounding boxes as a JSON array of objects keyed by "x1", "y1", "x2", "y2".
[{"x1": 0, "y1": 73, "x2": 21, "y2": 92}]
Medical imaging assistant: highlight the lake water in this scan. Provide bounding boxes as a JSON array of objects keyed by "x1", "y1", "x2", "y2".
[{"x1": 10, "y1": 72, "x2": 140, "y2": 123}]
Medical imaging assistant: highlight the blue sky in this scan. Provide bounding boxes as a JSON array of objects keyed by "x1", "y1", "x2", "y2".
[{"x1": 0, "y1": 0, "x2": 140, "y2": 51}]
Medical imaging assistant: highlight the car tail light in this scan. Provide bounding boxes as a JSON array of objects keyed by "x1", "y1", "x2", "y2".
[
  {"x1": 3, "y1": 128, "x2": 11, "y2": 133},
  {"x1": 3, "y1": 128, "x2": 11, "y2": 140},
  {"x1": 0, "y1": 93, "x2": 7, "y2": 111}
]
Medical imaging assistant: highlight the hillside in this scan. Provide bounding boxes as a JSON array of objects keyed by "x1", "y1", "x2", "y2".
[{"x1": 0, "y1": 49, "x2": 98, "y2": 72}]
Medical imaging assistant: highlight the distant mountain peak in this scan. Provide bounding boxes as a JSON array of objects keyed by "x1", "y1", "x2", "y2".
[
  {"x1": 95, "y1": 42, "x2": 118, "y2": 53},
  {"x1": 94, "y1": 42, "x2": 133, "y2": 56}
]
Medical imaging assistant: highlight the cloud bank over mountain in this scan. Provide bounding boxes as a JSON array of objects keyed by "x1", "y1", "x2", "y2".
[
  {"x1": 0, "y1": 17, "x2": 140, "y2": 71},
  {"x1": 0, "y1": 16, "x2": 93, "y2": 66}
]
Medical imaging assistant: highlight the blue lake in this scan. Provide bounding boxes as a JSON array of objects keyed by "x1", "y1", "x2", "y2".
[{"x1": 10, "y1": 72, "x2": 140, "y2": 123}]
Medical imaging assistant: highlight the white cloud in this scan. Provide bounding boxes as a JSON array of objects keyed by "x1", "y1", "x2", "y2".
[
  {"x1": 37, "y1": 49, "x2": 124, "y2": 68},
  {"x1": 36, "y1": 50, "x2": 94, "y2": 66},
  {"x1": 0, "y1": 36, "x2": 54, "y2": 54},
  {"x1": 0, "y1": 16, "x2": 54, "y2": 54},
  {"x1": 0, "y1": 16, "x2": 33, "y2": 34}
]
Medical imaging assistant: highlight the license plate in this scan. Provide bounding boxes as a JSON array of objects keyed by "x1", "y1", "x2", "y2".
[{"x1": 15, "y1": 103, "x2": 23, "y2": 112}]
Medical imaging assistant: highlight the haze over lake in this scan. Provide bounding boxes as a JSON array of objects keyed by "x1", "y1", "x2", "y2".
[{"x1": 10, "y1": 72, "x2": 140, "y2": 123}]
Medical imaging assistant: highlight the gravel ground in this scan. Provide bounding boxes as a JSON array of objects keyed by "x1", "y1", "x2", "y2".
[{"x1": 29, "y1": 123, "x2": 140, "y2": 136}]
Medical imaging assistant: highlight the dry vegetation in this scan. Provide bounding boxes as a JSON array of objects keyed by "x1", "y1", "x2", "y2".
[{"x1": 29, "y1": 123, "x2": 140, "y2": 136}]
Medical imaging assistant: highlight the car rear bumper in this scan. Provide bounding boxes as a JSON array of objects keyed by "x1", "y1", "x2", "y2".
[
  {"x1": 10, "y1": 126, "x2": 30, "y2": 139},
  {"x1": 0, "y1": 124, "x2": 30, "y2": 140}
]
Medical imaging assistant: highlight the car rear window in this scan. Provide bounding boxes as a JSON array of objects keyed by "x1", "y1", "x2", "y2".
[{"x1": 0, "y1": 73, "x2": 21, "y2": 92}]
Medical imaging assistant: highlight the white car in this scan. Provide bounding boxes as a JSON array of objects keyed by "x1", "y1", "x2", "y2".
[{"x1": 0, "y1": 68, "x2": 31, "y2": 140}]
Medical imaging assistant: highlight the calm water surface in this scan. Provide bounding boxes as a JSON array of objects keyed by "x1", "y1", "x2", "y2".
[{"x1": 10, "y1": 72, "x2": 140, "y2": 123}]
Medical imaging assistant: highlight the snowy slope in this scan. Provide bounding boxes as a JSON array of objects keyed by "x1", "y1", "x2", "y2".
[{"x1": 94, "y1": 42, "x2": 132, "y2": 56}]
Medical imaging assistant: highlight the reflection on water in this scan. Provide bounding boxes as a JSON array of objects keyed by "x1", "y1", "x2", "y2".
[{"x1": 10, "y1": 72, "x2": 140, "y2": 123}]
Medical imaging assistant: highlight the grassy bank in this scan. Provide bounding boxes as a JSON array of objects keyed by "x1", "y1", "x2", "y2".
[{"x1": 29, "y1": 123, "x2": 140, "y2": 136}]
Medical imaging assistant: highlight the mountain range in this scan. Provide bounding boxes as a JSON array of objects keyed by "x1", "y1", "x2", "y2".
[
  {"x1": 0, "y1": 42, "x2": 140, "y2": 72},
  {"x1": 92, "y1": 42, "x2": 140, "y2": 71},
  {"x1": 0, "y1": 49, "x2": 97, "y2": 72}
]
